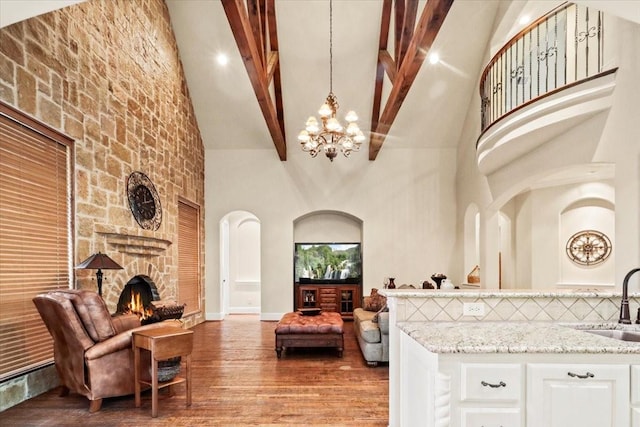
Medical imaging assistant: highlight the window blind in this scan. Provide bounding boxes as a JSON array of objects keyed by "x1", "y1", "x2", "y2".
[
  {"x1": 0, "y1": 103, "x2": 73, "y2": 381},
  {"x1": 178, "y1": 199, "x2": 201, "y2": 316}
]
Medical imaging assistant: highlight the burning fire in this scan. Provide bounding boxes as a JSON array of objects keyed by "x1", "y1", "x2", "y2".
[{"x1": 124, "y1": 291, "x2": 154, "y2": 320}]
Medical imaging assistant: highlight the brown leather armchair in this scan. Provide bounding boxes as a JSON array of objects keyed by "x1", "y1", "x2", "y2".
[{"x1": 33, "y1": 289, "x2": 180, "y2": 412}]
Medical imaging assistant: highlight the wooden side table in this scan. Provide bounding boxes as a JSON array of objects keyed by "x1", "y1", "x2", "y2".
[{"x1": 133, "y1": 326, "x2": 194, "y2": 417}]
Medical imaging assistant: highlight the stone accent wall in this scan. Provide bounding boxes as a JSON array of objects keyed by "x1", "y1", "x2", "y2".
[{"x1": 0, "y1": 0, "x2": 205, "y2": 325}]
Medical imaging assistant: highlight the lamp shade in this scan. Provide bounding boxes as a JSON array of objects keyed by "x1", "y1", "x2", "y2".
[
  {"x1": 76, "y1": 252, "x2": 123, "y2": 270},
  {"x1": 76, "y1": 252, "x2": 122, "y2": 297}
]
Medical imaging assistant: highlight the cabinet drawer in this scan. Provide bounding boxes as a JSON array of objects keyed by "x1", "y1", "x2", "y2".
[
  {"x1": 320, "y1": 303, "x2": 337, "y2": 311},
  {"x1": 460, "y1": 363, "x2": 522, "y2": 402},
  {"x1": 633, "y1": 365, "x2": 640, "y2": 406},
  {"x1": 461, "y1": 408, "x2": 521, "y2": 427}
]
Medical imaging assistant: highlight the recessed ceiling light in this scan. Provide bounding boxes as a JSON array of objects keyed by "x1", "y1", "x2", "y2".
[
  {"x1": 428, "y1": 53, "x2": 440, "y2": 65},
  {"x1": 216, "y1": 53, "x2": 229, "y2": 66},
  {"x1": 519, "y1": 15, "x2": 531, "y2": 25}
]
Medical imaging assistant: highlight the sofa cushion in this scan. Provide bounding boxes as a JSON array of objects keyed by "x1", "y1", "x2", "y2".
[
  {"x1": 358, "y1": 318, "x2": 381, "y2": 344},
  {"x1": 363, "y1": 288, "x2": 386, "y2": 312}
]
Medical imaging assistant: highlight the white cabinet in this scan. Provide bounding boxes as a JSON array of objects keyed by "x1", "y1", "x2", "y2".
[
  {"x1": 458, "y1": 363, "x2": 523, "y2": 427},
  {"x1": 460, "y1": 363, "x2": 522, "y2": 403},
  {"x1": 527, "y1": 364, "x2": 629, "y2": 427},
  {"x1": 399, "y1": 330, "x2": 636, "y2": 427},
  {"x1": 461, "y1": 408, "x2": 521, "y2": 427},
  {"x1": 632, "y1": 366, "x2": 640, "y2": 427}
]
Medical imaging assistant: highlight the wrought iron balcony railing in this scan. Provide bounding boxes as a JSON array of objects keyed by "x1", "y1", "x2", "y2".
[{"x1": 479, "y1": 3, "x2": 605, "y2": 132}]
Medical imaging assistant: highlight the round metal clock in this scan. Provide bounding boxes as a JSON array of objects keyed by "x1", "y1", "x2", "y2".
[
  {"x1": 127, "y1": 171, "x2": 162, "y2": 230},
  {"x1": 566, "y1": 230, "x2": 612, "y2": 266}
]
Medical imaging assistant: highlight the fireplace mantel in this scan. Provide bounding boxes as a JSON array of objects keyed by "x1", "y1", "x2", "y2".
[{"x1": 96, "y1": 224, "x2": 172, "y2": 255}]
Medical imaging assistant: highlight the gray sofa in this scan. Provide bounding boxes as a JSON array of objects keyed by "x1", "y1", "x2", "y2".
[{"x1": 353, "y1": 304, "x2": 389, "y2": 366}]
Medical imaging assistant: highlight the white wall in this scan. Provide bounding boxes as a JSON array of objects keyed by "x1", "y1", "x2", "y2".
[
  {"x1": 205, "y1": 148, "x2": 457, "y2": 319},
  {"x1": 455, "y1": 5, "x2": 640, "y2": 292},
  {"x1": 204, "y1": 2, "x2": 640, "y2": 320},
  {"x1": 510, "y1": 182, "x2": 615, "y2": 289}
]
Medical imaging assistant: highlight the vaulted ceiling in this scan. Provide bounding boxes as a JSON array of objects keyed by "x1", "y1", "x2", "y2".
[
  {"x1": 217, "y1": 0, "x2": 456, "y2": 161},
  {"x1": 2, "y1": 0, "x2": 639, "y2": 162},
  {"x1": 167, "y1": 0, "x2": 501, "y2": 161}
]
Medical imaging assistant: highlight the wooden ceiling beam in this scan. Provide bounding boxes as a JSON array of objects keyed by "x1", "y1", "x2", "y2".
[
  {"x1": 222, "y1": 0, "x2": 286, "y2": 160},
  {"x1": 369, "y1": 0, "x2": 454, "y2": 160},
  {"x1": 247, "y1": 0, "x2": 266, "y2": 69},
  {"x1": 266, "y1": 51, "x2": 278, "y2": 83},
  {"x1": 393, "y1": 0, "x2": 405, "y2": 67},
  {"x1": 265, "y1": 0, "x2": 285, "y2": 139},
  {"x1": 371, "y1": 0, "x2": 393, "y2": 140},
  {"x1": 379, "y1": 50, "x2": 397, "y2": 84},
  {"x1": 397, "y1": 0, "x2": 418, "y2": 66}
]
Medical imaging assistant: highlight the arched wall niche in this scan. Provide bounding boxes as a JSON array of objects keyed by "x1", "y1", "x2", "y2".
[
  {"x1": 293, "y1": 210, "x2": 363, "y2": 243},
  {"x1": 561, "y1": 197, "x2": 614, "y2": 212},
  {"x1": 559, "y1": 196, "x2": 615, "y2": 286}
]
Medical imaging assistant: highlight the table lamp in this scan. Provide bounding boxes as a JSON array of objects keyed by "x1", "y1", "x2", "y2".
[{"x1": 76, "y1": 252, "x2": 123, "y2": 296}]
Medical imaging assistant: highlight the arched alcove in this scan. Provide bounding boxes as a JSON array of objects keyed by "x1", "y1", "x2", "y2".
[
  {"x1": 559, "y1": 197, "x2": 615, "y2": 286},
  {"x1": 292, "y1": 210, "x2": 364, "y2": 318},
  {"x1": 293, "y1": 210, "x2": 363, "y2": 243}
]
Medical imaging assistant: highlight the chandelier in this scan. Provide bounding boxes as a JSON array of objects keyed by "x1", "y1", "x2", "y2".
[{"x1": 298, "y1": 0, "x2": 365, "y2": 161}]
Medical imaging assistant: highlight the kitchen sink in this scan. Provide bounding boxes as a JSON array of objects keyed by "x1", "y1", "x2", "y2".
[{"x1": 584, "y1": 329, "x2": 640, "y2": 342}]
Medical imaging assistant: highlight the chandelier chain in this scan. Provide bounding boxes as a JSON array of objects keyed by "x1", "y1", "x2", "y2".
[
  {"x1": 297, "y1": 0, "x2": 365, "y2": 161},
  {"x1": 329, "y1": 0, "x2": 333, "y2": 94}
]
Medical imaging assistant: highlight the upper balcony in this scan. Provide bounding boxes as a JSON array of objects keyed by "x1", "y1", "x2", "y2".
[{"x1": 476, "y1": 3, "x2": 617, "y2": 177}]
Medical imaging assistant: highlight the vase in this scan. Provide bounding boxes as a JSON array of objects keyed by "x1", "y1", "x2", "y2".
[
  {"x1": 431, "y1": 275, "x2": 446, "y2": 289},
  {"x1": 388, "y1": 278, "x2": 396, "y2": 289}
]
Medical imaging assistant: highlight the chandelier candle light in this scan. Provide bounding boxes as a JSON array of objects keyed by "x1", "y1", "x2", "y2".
[{"x1": 298, "y1": 0, "x2": 365, "y2": 161}]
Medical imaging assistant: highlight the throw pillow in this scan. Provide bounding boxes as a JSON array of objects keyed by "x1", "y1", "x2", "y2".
[{"x1": 363, "y1": 288, "x2": 386, "y2": 312}]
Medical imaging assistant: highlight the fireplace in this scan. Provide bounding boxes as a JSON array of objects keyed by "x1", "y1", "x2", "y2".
[{"x1": 116, "y1": 275, "x2": 184, "y2": 324}]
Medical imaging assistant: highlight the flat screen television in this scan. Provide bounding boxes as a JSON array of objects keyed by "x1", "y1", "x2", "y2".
[{"x1": 294, "y1": 242, "x2": 362, "y2": 284}]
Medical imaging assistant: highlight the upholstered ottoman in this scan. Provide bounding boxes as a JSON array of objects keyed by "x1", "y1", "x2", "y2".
[{"x1": 275, "y1": 311, "x2": 344, "y2": 358}]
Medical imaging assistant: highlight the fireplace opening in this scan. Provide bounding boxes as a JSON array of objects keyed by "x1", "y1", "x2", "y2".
[{"x1": 116, "y1": 274, "x2": 184, "y2": 325}]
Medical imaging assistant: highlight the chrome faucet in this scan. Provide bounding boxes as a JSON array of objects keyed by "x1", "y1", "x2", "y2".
[{"x1": 619, "y1": 268, "x2": 640, "y2": 324}]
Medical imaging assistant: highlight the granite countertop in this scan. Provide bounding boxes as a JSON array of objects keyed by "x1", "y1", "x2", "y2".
[
  {"x1": 398, "y1": 321, "x2": 640, "y2": 354},
  {"x1": 380, "y1": 289, "x2": 637, "y2": 298}
]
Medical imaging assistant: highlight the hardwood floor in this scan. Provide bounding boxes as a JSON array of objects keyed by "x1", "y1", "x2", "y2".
[{"x1": 1, "y1": 315, "x2": 389, "y2": 426}]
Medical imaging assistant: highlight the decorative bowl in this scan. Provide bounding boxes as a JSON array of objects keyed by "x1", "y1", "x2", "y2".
[{"x1": 155, "y1": 357, "x2": 181, "y2": 382}]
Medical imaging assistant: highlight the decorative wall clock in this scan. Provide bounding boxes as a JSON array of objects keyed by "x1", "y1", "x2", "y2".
[
  {"x1": 566, "y1": 230, "x2": 612, "y2": 266},
  {"x1": 127, "y1": 171, "x2": 162, "y2": 230}
]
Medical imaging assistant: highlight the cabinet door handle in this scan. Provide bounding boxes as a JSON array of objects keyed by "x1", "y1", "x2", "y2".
[
  {"x1": 481, "y1": 380, "x2": 506, "y2": 388},
  {"x1": 567, "y1": 371, "x2": 594, "y2": 379}
]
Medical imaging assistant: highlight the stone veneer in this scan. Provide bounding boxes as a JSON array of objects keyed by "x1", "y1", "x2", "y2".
[{"x1": 0, "y1": 0, "x2": 204, "y2": 410}]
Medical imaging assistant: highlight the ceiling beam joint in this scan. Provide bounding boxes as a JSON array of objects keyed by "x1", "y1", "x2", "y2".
[
  {"x1": 369, "y1": 0, "x2": 454, "y2": 160},
  {"x1": 222, "y1": 0, "x2": 286, "y2": 160}
]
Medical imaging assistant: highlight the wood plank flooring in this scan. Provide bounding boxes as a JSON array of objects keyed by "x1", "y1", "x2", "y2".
[{"x1": 1, "y1": 315, "x2": 389, "y2": 426}]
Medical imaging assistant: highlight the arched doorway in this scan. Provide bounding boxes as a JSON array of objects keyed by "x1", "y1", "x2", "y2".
[{"x1": 219, "y1": 211, "x2": 261, "y2": 319}]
